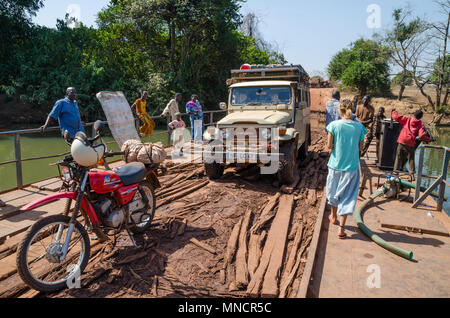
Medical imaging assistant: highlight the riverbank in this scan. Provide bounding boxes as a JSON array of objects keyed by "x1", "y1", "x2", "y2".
[{"x1": 338, "y1": 85, "x2": 450, "y2": 126}]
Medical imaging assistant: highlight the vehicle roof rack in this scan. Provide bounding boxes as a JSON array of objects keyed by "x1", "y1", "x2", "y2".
[{"x1": 227, "y1": 64, "x2": 310, "y2": 85}]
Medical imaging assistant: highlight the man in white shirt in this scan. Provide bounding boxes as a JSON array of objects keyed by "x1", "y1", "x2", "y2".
[
  {"x1": 326, "y1": 90, "x2": 341, "y2": 128},
  {"x1": 161, "y1": 93, "x2": 182, "y2": 121}
]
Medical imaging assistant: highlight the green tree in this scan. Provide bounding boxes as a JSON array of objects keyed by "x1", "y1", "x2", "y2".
[
  {"x1": 392, "y1": 70, "x2": 414, "y2": 86},
  {"x1": 384, "y1": 8, "x2": 426, "y2": 100},
  {"x1": 96, "y1": 0, "x2": 285, "y2": 112},
  {"x1": 328, "y1": 39, "x2": 391, "y2": 96},
  {"x1": 1, "y1": 0, "x2": 288, "y2": 123},
  {"x1": 430, "y1": 55, "x2": 450, "y2": 108},
  {"x1": 0, "y1": 0, "x2": 44, "y2": 84}
]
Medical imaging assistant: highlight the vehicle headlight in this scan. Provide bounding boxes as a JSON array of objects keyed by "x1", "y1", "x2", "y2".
[{"x1": 260, "y1": 128, "x2": 272, "y2": 140}]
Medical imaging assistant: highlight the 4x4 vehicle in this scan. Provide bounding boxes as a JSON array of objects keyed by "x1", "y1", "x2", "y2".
[{"x1": 203, "y1": 64, "x2": 311, "y2": 184}]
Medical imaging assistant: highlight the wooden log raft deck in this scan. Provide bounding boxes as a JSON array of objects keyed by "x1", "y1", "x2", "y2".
[
  {"x1": 1, "y1": 139, "x2": 448, "y2": 298},
  {"x1": 0, "y1": 139, "x2": 327, "y2": 298}
]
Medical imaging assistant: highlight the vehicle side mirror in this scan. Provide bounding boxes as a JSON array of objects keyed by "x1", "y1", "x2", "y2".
[
  {"x1": 219, "y1": 102, "x2": 227, "y2": 110},
  {"x1": 94, "y1": 120, "x2": 105, "y2": 136}
]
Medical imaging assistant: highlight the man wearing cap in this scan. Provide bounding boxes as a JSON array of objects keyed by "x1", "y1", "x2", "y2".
[{"x1": 40, "y1": 87, "x2": 85, "y2": 142}]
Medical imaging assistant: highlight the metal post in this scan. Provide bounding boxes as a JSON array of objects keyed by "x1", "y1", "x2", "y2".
[
  {"x1": 437, "y1": 149, "x2": 449, "y2": 211},
  {"x1": 167, "y1": 117, "x2": 171, "y2": 147},
  {"x1": 210, "y1": 112, "x2": 214, "y2": 125},
  {"x1": 14, "y1": 133, "x2": 23, "y2": 189},
  {"x1": 415, "y1": 146, "x2": 425, "y2": 202}
]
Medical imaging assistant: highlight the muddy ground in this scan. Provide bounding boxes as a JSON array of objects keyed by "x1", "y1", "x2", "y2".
[{"x1": 47, "y1": 129, "x2": 329, "y2": 298}]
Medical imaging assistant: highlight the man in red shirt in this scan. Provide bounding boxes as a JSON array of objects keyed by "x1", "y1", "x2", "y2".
[{"x1": 393, "y1": 109, "x2": 433, "y2": 176}]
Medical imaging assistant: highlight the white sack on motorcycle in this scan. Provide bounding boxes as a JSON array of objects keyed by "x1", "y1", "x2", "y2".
[
  {"x1": 96, "y1": 91, "x2": 141, "y2": 148},
  {"x1": 121, "y1": 140, "x2": 167, "y2": 164}
]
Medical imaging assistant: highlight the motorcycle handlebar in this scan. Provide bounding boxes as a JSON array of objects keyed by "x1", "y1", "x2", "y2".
[{"x1": 89, "y1": 134, "x2": 101, "y2": 144}]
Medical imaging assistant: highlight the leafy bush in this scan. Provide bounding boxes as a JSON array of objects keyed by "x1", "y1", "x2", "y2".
[{"x1": 328, "y1": 39, "x2": 391, "y2": 96}]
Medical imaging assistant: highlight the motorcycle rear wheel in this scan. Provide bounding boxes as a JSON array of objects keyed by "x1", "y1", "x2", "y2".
[
  {"x1": 129, "y1": 182, "x2": 156, "y2": 234},
  {"x1": 16, "y1": 215, "x2": 90, "y2": 293}
]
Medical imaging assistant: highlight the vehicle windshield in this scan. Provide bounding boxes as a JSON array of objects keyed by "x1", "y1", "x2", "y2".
[{"x1": 231, "y1": 86, "x2": 291, "y2": 106}]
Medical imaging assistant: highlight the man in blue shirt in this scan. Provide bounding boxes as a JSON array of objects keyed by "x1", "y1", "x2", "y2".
[{"x1": 40, "y1": 87, "x2": 85, "y2": 141}]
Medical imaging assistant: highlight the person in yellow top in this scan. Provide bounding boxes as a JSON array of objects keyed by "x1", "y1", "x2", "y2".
[{"x1": 132, "y1": 91, "x2": 155, "y2": 137}]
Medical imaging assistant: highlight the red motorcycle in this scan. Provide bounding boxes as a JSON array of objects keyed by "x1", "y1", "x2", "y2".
[{"x1": 16, "y1": 121, "x2": 160, "y2": 292}]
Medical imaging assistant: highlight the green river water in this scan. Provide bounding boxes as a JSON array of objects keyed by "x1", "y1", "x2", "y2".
[{"x1": 0, "y1": 124, "x2": 449, "y2": 214}]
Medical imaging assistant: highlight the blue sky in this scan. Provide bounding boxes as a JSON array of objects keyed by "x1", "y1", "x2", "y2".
[{"x1": 33, "y1": 0, "x2": 443, "y2": 75}]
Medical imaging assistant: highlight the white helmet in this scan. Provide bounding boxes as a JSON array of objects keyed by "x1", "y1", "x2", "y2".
[{"x1": 71, "y1": 132, "x2": 105, "y2": 167}]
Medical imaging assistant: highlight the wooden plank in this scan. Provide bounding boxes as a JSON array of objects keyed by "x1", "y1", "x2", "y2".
[
  {"x1": 279, "y1": 236, "x2": 312, "y2": 298},
  {"x1": 296, "y1": 191, "x2": 327, "y2": 298},
  {"x1": 0, "y1": 248, "x2": 20, "y2": 280},
  {"x1": 156, "y1": 180, "x2": 209, "y2": 208},
  {"x1": 0, "y1": 188, "x2": 51, "y2": 220},
  {"x1": 250, "y1": 193, "x2": 280, "y2": 234},
  {"x1": 223, "y1": 218, "x2": 242, "y2": 286},
  {"x1": 381, "y1": 223, "x2": 449, "y2": 238},
  {"x1": 247, "y1": 231, "x2": 266, "y2": 280},
  {"x1": 30, "y1": 178, "x2": 63, "y2": 192},
  {"x1": 247, "y1": 195, "x2": 293, "y2": 297},
  {"x1": 283, "y1": 223, "x2": 304, "y2": 277},
  {"x1": 235, "y1": 209, "x2": 252, "y2": 289},
  {"x1": 0, "y1": 241, "x2": 102, "y2": 298},
  {"x1": 0, "y1": 206, "x2": 20, "y2": 222},
  {"x1": 0, "y1": 232, "x2": 26, "y2": 260},
  {"x1": 0, "y1": 200, "x2": 66, "y2": 242},
  {"x1": 189, "y1": 238, "x2": 216, "y2": 255},
  {"x1": 380, "y1": 206, "x2": 449, "y2": 236},
  {"x1": 0, "y1": 188, "x2": 49, "y2": 203},
  {"x1": 0, "y1": 232, "x2": 69, "y2": 281},
  {"x1": 158, "y1": 179, "x2": 204, "y2": 199},
  {"x1": 260, "y1": 195, "x2": 294, "y2": 298}
]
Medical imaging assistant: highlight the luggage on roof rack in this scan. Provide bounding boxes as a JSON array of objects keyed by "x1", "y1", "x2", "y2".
[{"x1": 227, "y1": 64, "x2": 310, "y2": 85}]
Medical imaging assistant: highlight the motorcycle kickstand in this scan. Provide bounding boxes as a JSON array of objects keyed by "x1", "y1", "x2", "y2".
[{"x1": 125, "y1": 228, "x2": 142, "y2": 249}]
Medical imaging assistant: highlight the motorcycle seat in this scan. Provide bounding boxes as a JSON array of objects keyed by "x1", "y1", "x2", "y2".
[{"x1": 116, "y1": 162, "x2": 147, "y2": 186}]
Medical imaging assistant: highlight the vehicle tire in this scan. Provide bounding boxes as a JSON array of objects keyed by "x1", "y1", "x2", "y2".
[
  {"x1": 205, "y1": 162, "x2": 225, "y2": 180},
  {"x1": 278, "y1": 142, "x2": 297, "y2": 185},
  {"x1": 298, "y1": 142, "x2": 309, "y2": 161},
  {"x1": 130, "y1": 182, "x2": 156, "y2": 234},
  {"x1": 298, "y1": 125, "x2": 311, "y2": 161},
  {"x1": 16, "y1": 215, "x2": 90, "y2": 293},
  {"x1": 307, "y1": 125, "x2": 312, "y2": 147}
]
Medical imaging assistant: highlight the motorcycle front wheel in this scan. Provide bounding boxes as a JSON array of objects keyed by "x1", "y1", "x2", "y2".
[{"x1": 16, "y1": 215, "x2": 91, "y2": 293}]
